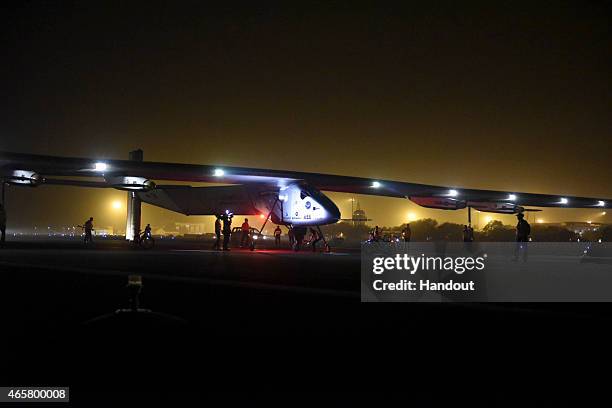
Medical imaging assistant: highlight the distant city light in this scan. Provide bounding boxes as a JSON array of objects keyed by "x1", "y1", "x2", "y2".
[
  {"x1": 214, "y1": 168, "x2": 225, "y2": 177},
  {"x1": 448, "y1": 189, "x2": 458, "y2": 197},
  {"x1": 537, "y1": 219, "x2": 544, "y2": 224},
  {"x1": 407, "y1": 212, "x2": 417, "y2": 221},
  {"x1": 507, "y1": 194, "x2": 517, "y2": 201},
  {"x1": 559, "y1": 198, "x2": 568, "y2": 205},
  {"x1": 371, "y1": 181, "x2": 381, "y2": 188},
  {"x1": 484, "y1": 216, "x2": 493, "y2": 224},
  {"x1": 603, "y1": 212, "x2": 607, "y2": 216},
  {"x1": 111, "y1": 200, "x2": 122, "y2": 210},
  {"x1": 94, "y1": 162, "x2": 107, "y2": 172},
  {"x1": 587, "y1": 220, "x2": 592, "y2": 224}
]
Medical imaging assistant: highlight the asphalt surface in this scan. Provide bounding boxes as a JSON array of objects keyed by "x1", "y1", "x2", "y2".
[
  {"x1": 1, "y1": 238, "x2": 611, "y2": 393},
  {"x1": 2, "y1": 238, "x2": 612, "y2": 332}
]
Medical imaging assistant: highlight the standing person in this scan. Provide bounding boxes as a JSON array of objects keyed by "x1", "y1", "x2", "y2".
[
  {"x1": 221, "y1": 212, "x2": 233, "y2": 251},
  {"x1": 0, "y1": 203, "x2": 6, "y2": 244},
  {"x1": 292, "y1": 227, "x2": 306, "y2": 251},
  {"x1": 274, "y1": 225, "x2": 282, "y2": 248},
  {"x1": 373, "y1": 226, "x2": 381, "y2": 242},
  {"x1": 462, "y1": 225, "x2": 471, "y2": 242},
  {"x1": 463, "y1": 224, "x2": 476, "y2": 254},
  {"x1": 402, "y1": 223, "x2": 412, "y2": 243},
  {"x1": 83, "y1": 217, "x2": 94, "y2": 245},
  {"x1": 212, "y1": 215, "x2": 222, "y2": 250},
  {"x1": 309, "y1": 227, "x2": 322, "y2": 252},
  {"x1": 143, "y1": 223, "x2": 152, "y2": 238},
  {"x1": 240, "y1": 218, "x2": 250, "y2": 248},
  {"x1": 514, "y1": 213, "x2": 531, "y2": 261},
  {"x1": 288, "y1": 228, "x2": 295, "y2": 248}
]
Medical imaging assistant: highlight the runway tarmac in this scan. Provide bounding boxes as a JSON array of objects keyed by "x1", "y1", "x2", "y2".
[
  {"x1": 0, "y1": 239, "x2": 362, "y2": 340},
  {"x1": 2, "y1": 238, "x2": 612, "y2": 388},
  {"x1": 2, "y1": 238, "x2": 612, "y2": 332}
]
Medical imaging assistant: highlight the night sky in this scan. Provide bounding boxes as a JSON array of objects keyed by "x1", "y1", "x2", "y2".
[{"x1": 1, "y1": 1, "x2": 611, "y2": 231}]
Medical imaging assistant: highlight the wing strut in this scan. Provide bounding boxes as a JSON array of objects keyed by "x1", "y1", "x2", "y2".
[{"x1": 257, "y1": 196, "x2": 280, "y2": 236}]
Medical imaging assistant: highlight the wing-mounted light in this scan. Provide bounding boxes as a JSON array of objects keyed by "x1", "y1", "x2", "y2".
[
  {"x1": 3, "y1": 170, "x2": 41, "y2": 186},
  {"x1": 105, "y1": 175, "x2": 156, "y2": 191}
]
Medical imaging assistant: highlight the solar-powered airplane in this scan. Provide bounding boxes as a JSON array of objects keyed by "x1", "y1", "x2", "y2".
[{"x1": 0, "y1": 150, "x2": 609, "y2": 247}]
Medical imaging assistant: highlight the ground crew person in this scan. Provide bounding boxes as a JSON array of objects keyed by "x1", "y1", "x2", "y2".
[
  {"x1": 0, "y1": 204, "x2": 6, "y2": 244},
  {"x1": 274, "y1": 226, "x2": 282, "y2": 247},
  {"x1": 402, "y1": 223, "x2": 411, "y2": 242},
  {"x1": 514, "y1": 213, "x2": 531, "y2": 261},
  {"x1": 309, "y1": 227, "x2": 322, "y2": 252},
  {"x1": 463, "y1": 225, "x2": 471, "y2": 242},
  {"x1": 373, "y1": 226, "x2": 381, "y2": 242},
  {"x1": 292, "y1": 227, "x2": 306, "y2": 251},
  {"x1": 221, "y1": 212, "x2": 233, "y2": 251},
  {"x1": 288, "y1": 228, "x2": 295, "y2": 247},
  {"x1": 240, "y1": 218, "x2": 250, "y2": 248},
  {"x1": 143, "y1": 223, "x2": 152, "y2": 238},
  {"x1": 213, "y1": 215, "x2": 222, "y2": 250},
  {"x1": 83, "y1": 217, "x2": 94, "y2": 244}
]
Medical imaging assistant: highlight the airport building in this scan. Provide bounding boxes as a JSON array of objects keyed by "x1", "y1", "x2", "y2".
[
  {"x1": 352, "y1": 202, "x2": 368, "y2": 226},
  {"x1": 174, "y1": 222, "x2": 207, "y2": 235}
]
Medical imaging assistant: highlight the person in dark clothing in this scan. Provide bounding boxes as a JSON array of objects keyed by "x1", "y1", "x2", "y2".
[
  {"x1": 212, "y1": 215, "x2": 222, "y2": 250},
  {"x1": 514, "y1": 213, "x2": 531, "y2": 261},
  {"x1": 221, "y1": 212, "x2": 234, "y2": 251},
  {"x1": 288, "y1": 228, "x2": 295, "y2": 247},
  {"x1": 373, "y1": 226, "x2": 381, "y2": 242},
  {"x1": 292, "y1": 227, "x2": 307, "y2": 251},
  {"x1": 516, "y1": 213, "x2": 531, "y2": 241},
  {"x1": 462, "y1": 224, "x2": 477, "y2": 255},
  {"x1": 309, "y1": 227, "x2": 322, "y2": 252},
  {"x1": 83, "y1": 217, "x2": 94, "y2": 244},
  {"x1": 0, "y1": 204, "x2": 6, "y2": 244},
  {"x1": 402, "y1": 224, "x2": 411, "y2": 242},
  {"x1": 463, "y1": 225, "x2": 470, "y2": 242},
  {"x1": 274, "y1": 226, "x2": 282, "y2": 248}
]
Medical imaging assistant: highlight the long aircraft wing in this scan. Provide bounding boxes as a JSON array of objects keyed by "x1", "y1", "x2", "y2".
[{"x1": 0, "y1": 151, "x2": 609, "y2": 210}]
